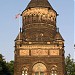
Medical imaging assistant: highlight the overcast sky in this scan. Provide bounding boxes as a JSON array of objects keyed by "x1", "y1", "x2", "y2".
[{"x1": 0, "y1": 0, "x2": 74, "y2": 61}]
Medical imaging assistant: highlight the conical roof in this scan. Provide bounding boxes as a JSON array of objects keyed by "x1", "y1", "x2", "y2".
[{"x1": 25, "y1": 0, "x2": 53, "y2": 10}]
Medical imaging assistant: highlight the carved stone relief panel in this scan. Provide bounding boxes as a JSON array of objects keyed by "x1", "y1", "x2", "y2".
[
  {"x1": 20, "y1": 50, "x2": 29, "y2": 56},
  {"x1": 31, "y1": 49, "x2": 48, "y2": 56}
]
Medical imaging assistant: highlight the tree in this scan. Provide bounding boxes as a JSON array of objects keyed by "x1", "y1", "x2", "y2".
[
  {"x1": 7, "y1": 60, "x2": 14, "y2": 75},
  {"x1": 65, "y1": 54, "x2": 75, "y2": 75},
  {"x1": 0, "y1": 54, "x2": 11, "y2": 75}
]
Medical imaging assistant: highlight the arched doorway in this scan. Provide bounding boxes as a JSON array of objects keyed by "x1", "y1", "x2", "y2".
[{"x1": 32, "y1": 63, "x2": 47, "y2": 75}]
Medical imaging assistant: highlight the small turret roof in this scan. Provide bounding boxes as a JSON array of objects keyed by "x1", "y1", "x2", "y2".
[
  {"x1": 54, "y1": 32, "x2": 64, "y2": 41},
  {"x1": 15, "y1": 32, "x2": 23, "y2": 41},
  {"x1": 25, "y1": 0, "x2": 53, "y2": 10}
]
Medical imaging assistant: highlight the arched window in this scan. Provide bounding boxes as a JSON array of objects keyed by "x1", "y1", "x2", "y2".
[
  {"x1": 50, "y1": 65, "x2": 58, "y2": 75},
  {"x1": 33, "y1": 63, "x2": 47, "y2": 75},
  {"x1": 22, "y1": 67, "x2": 28, "y2": 75}
]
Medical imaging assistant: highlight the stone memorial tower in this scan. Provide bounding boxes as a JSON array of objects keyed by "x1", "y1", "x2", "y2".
[{"x1": 14, "y1": 0, "x2": 65, "y2": 75}]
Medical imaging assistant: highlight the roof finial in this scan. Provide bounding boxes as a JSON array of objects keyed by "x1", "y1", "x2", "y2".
[
  {"x1": 57, "y1": 28, "x2": 59, "y2": 32},
  {"x1": 20, "y1": 27, "x2": 21, "y2": 33}
]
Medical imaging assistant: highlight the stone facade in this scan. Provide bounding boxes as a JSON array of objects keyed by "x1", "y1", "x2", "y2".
[{"x1": 14, "y1": 0, "x2": 65, "y2": 75}]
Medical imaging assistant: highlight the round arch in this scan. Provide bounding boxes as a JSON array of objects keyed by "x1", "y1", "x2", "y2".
[{"x1": 32, "y1": 63, "x2": 47, "y2": 75}]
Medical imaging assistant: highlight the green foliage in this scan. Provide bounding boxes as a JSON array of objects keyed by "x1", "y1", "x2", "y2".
[
  {"x1": 65, "y1": 54, "x2": 75, "y2": 75},
  {"x1": 0, "y1": 54, "x2": 11, "y2": 75},
  {"x1": 7, "y1": 61, "x2": 14, "y2": 75},
  {"x1": 0, "y1": 54, "x2": 14, "y2": 75}
]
